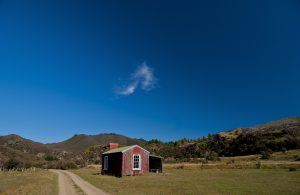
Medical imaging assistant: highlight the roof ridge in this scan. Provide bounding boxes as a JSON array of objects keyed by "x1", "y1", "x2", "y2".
[
  {"x1": 102, "y1": 144, "x2": 150, "y2": 154},
  {"x1": 102, "y1": 145, "x2": 134, "y2": 154}
]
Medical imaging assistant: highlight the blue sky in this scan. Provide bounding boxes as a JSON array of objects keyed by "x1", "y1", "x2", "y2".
[{"x1": 0, "y1": 0, "x2": 299, "y2": 143}]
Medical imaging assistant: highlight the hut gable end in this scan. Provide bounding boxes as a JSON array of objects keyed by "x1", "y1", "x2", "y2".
[{"x1": 122, "y1": 145, "x2": 149, "y2": 176}]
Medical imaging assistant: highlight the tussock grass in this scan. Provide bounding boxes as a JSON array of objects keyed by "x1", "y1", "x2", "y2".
[
  {"x1": 164, "y1": 161, "x2": 300, "y2": 170},
  {"x1": 72, "y1": 167, "x2": 300, "y2": 195},
  {"x1": 163, "y1": 149, "x2": 300, "y2": 170},
  {"x1": 0, "y1": 169, "x2": 58, "y2": 195},
  {"x1": 270, "y1": 149, "x2": 300, "y2": 161}
]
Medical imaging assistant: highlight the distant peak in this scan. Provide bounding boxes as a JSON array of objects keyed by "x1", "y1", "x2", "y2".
[{"x1": 3, "y1": 134, "x2": 23, "y2": 139}]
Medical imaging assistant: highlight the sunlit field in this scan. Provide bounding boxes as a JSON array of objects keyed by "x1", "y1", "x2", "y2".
[
  {"x1": 72, "y1": 167, "x2": 300, "y2": 195},
  {"x1": 0, "y1": 169, "x2": 58, "y2": 195}
]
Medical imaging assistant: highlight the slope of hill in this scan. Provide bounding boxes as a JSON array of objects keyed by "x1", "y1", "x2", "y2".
[
  {"x1": 1, "y1": 117, "x2": 299, "y2": 168},
  {"x1": 253, "y1": 117, "x2": 300, "y2": 129},
  {"x1": 47, "y1": 133, "x2": 146, "y2": 152},
  {"x1": 0, "y1": 133, "x2": 146, "y2": 168},
  {"x1": 146, "y1": 117, "x2": 300, "y2": 159},
  {"x1": 216, "y1": 117, "x2": 300, "y2": 156},
  {"x1": 0, "y1": 134, "x2": 52, "y2": 167},
  {"x1": 218, "y1": 117, "x2": 300, "y2": 139},
  {"x1": 0, "y1": 134, "x2": 51, "y2": 154}
]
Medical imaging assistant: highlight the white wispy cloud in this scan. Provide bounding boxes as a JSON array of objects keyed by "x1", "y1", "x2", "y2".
[{"x1": 115, "y1": 62, "x2": 156, "y2": 96}]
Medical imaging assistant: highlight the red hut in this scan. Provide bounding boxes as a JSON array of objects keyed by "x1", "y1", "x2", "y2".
[{"x1": 102, "y1": 144, "x2": 162, "y2": 177}]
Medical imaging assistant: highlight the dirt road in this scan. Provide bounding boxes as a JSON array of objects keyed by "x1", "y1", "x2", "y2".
[{"x1": 50, "y1": 169, "x2": 108, "y2": 195}]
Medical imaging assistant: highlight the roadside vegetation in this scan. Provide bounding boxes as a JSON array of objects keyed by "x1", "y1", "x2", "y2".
[{"x1": 0, "y1": 169, "x2": 58, "y2": 195}]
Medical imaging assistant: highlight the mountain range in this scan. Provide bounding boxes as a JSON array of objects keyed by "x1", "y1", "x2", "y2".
[
  {"x1": 47, "y1": 133, "x2": 146, "y2": 152},
  {"x1": 0, "y1": 117, "x2": 299, "y2": 168}
]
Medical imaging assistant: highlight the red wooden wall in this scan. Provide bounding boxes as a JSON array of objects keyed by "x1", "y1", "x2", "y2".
[{"x1": 122, "y1": 146, "x2": 149, "y2": 176}]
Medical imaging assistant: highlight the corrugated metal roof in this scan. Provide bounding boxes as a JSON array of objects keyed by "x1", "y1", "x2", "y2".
[{"x1": 102, "y1": 145, "x2": 133, "y2": 154}]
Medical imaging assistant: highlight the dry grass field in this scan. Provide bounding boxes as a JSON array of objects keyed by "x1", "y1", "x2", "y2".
[
  {"x1": 164, "y1": 149, "x2": 300, "y2": 170},
  {"x1": 0, "y1": 169, "x2": 58, "y2": 195},
  {"x1": 72, "y1": 167, "x2": 300, "y2": 195},
  {"x1": 0, "y1": 150, "x2": 299, "y2": 195},
  {"x1": 70, "y1": 150, "x2": 300, "y2": 195}
]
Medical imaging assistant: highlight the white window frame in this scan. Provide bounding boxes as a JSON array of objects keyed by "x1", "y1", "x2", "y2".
[
  {"x1": 132, "y1": 154, "x2": 141, "y2": 170},
  {"x1": 103, "y1": 156, "x2": 108, "y2": 170}
]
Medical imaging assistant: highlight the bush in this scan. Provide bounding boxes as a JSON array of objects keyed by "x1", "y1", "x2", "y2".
[
  {"x1": 226, "y1": 159, "x2": 235, "y2": 165},
  {"x1": 45, "y1": 159, "x2": 78, "y2": 170},
  {"x1": 281, "y1": 147, "x2": 287, "y2": 153},
  {"x1": 24, "y1": 161, "x2": 33, "y2": 169},
  {"x1": 176, "y1": 165, "x2": 185, "y2": 169},
  {"x1": 44, "y1": 155, "x2": 58, "y2": 161},
  {"x1": 205, "y1": 151, "x2": 219, "y2": 161},
  {"x1": 260, "y1": 150, "x2": 272, "y2": 160},
  {"x1": 57, "y1": 160, "x2": 77, "y2": 170},
  {"x1": 255, "y1": 161, "x2": 261, "y2": 169},
  {"x1": 4, "y1": 158, "x2": 21, "y2": 169},
  {"x1": 201, "y1": 158, "x2": 208, "y2": 164},
  {"x1": 294, "y1": 155, "x2": 300, "y2": 161}
]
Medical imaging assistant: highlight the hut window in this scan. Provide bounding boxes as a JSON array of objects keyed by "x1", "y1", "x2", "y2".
[
  {"x1": 103, "y1": 156, "x2": 108, "y2": 170},
  {"x1": 133, "y1": 154, "x2": 141, "y2": 170}
]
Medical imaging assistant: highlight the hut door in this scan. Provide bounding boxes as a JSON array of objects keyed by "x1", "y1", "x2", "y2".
[{"x1": 103, "y1": 156, "x2": 108, "y2": 170}]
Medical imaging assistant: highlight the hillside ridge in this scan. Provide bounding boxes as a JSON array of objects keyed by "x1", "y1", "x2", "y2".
[
  {"x1": 0, "y1": 116, "x2": 299, "y2": 168},
  {"x1": 47, "y1": 133, "x2": 146, "y2": 152}
]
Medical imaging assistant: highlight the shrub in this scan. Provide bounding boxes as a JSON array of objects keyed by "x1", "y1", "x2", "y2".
[
  {"x1": 45, "y1": 160, "x2": 78, "y2": 170},
  {"x1": 57, "y1": 160, "x2": 77, "y2": 170},
  {"x1": 176, "y1": 165, "x2": 185, "y2": 169},
  {"x1": 44, "y1": 155, "x2": 58, "y2": 161},
  {"x1": 24, "y1": 161, "x2": 33, "y2": 169},
  {"x1": 226, "y1": 159, "x2": 235, "y2": 164},
  {"x1": 260, "y1": 150, "x2": 272, "y2": 160},
  {"x1": 281, "y1": 147, "x2": 287, "y2": 153},
  {"x1": 4, "y1": 158, "x2": 21, "y2": 169},
  {"x1": 201, "y1": 158, "x2": 208, "y2": 164},
  {"x1": 255, "y1": 161, "x2": 261, "y2": 169},
  {"x1": 205, "y1": 151, "x2": 219, "y2": 161}
]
